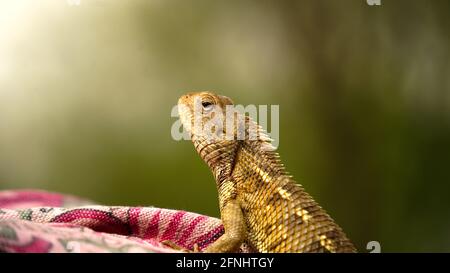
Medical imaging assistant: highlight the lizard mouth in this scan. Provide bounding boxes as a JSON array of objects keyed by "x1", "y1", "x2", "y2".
[{"x1": 177, "y1": 101, "x2": 193, "y2": 133}]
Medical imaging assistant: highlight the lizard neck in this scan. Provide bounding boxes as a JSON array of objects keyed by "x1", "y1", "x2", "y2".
[
  {"x1": 193, "y1": 133, "x2": 286, "y2": 186},
  {"x1": 234, "y1": 140, "x2": 288, "y2": 187},
  {"x1": 191, "y1": 114, "x2": 284, "y2": 185},
  {"x1": 192, "y1": 135, "x2": 240, "y2": 184}
]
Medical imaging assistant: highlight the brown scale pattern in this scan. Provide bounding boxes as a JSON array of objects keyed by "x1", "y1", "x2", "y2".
[
  {"x1": 232, "y1": 142, "x2": 356, "y2": 253},
  {"x1": 179, "y1": 91, "x2": 356, "y2": 253}
]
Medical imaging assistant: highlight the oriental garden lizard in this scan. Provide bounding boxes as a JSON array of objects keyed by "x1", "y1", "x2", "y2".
[{"x1": 177, "y1": 91, "x2": 356, "y2": 253}]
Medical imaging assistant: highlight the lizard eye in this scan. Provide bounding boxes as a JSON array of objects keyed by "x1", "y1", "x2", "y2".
[{"x1": 201, "y1": 101, "x2": 214, "y2": 111}]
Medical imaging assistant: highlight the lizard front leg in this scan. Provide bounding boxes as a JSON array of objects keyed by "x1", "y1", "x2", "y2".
[{"x1": 203, "y1": 199, "x2": 246, "y2": 253}]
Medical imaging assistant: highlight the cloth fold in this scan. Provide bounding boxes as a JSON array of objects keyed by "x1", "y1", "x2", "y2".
[{"x1": 0, "y1": 190, "x2": 225, "y2": 253}]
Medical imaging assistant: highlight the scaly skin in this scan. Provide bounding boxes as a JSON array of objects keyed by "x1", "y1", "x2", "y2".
[{"x1": 178, "y1": 91, "x2": 356, "y2": 253}]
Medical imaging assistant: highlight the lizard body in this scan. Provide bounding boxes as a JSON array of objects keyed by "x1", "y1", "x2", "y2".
[{"x1": 178, "y1": 91, "x2": 356, "y2": 253}]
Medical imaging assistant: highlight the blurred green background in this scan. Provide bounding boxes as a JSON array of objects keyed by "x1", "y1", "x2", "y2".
[{"x1": 0, "y1": 0, "x2": 449, "y2": 252}]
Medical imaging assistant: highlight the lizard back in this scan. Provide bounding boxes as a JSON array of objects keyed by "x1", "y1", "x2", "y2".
[{"x1": 232, "y1": 140, "x2": 356, "y2": 252}]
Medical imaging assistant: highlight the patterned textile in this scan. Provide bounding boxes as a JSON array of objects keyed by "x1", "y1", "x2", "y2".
[{"x1": 0, "y1": 190, "x2": 226, "y2": 253}]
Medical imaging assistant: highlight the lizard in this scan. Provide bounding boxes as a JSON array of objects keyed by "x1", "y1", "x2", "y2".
[{"x1": 177, "y1": 91, "x2": 356, "y2": 253}]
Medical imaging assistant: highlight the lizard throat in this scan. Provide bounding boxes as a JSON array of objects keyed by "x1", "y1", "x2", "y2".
[{"x1": 192, "y1": 136, "x2": 240, "y2": 181}]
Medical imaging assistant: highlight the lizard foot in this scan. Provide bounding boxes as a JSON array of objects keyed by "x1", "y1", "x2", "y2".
[{"x1": 161, "y1": 240, "x2": 200, "y2": 253}]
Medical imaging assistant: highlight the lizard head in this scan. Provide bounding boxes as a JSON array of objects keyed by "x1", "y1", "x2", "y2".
[
  {"x1": 178, "y1": 91, "x2": 274, "y2": 147},
  {"x1": 178, "y1": 91, "x2": 277, "y2": 179},
  {"x1": 178, "y1": 91, "x2": 234, "y2": 140},
  {"x1": 178, "y1": 91, "x2": 243, "y2": 175}
]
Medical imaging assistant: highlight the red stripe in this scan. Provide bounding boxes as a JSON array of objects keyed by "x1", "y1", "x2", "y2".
[
  {"x1": 176, "y1": 215, "x2": 207, "y2": 247},
  {"x1": 0, "y1": 191, "x2": 63, "y2": 208},
  {"x1": 160, "y1": 211, "x2": 186, "y2": 242},
  {"x1": 50, "y1": 209, "x2": 129, "y2": 235},
  {"x1": 143, "y1": 210, "x2": 161, "y2": 239},
  {"x1": 128, "y1": 207, "x2": 141, "y2": 236},
  {"x1": 190, "y1": 225, "x2": 224, "y2": 250}
]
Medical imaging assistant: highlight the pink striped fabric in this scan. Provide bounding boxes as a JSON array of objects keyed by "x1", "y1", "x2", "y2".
[{"x1": 0, "y1": 189, "x2": 241, "y2": 253}]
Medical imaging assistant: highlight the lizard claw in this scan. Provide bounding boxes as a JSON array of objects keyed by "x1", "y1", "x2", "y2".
[{"x1": 192, "y1": 243, "x2": 200, "y2": 253}]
